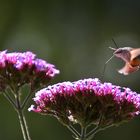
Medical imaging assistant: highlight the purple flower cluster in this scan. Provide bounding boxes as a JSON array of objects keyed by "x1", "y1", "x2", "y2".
[
  {"x1": 0, "y1": 50, "x2": 59, "y2": 91},
  {"x1": 29, "y1": 78, "x2": 140, "y2": 127}
]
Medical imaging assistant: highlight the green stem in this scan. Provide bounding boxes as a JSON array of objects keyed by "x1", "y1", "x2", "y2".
[
  {"x1": 85, "y1": 114, "x2": 103, "y2": 140},
  {"x1": 21, "y1": 89, "x2": 32, "y2": 110},
  {"x1": 86, "y1": 125, "x2": 99, "y2": 138},
  {"x1": 86, "y1": 127, "x2": 100, "y2": 140},
  {"x1": 17, "y1": 109, "x2": 31, "y2": 140},
  {"x1": 85, "y1": 124, "x2": 114, "y2": 140},
  {"x1": 80, "y1": 127, "x2": 87, "y2": 140},
  {"x1": 69, "y1": 125, "x2": 81, "y2": 138},
  {"x1": 67, "y1": 125, "x2": 80, "y2": 139},
  {"x1": 3, "y1": 91, "x2": 17, "y2": 109},
  {"x1": 3, "y1": 84, "x2": 32, "y2": 140},
  {"x1": 15, "y1": 93, "x2": 31, "y2": 140}
]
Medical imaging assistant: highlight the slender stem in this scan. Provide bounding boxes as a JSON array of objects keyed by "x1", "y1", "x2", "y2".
[
  {"x1": 15, "y1": 93, "x2": 31, "y2": 140},
  {"x1": 21, "y1": 89, "x2": 33, "y2": 110},
  {"x1": 3, "y1": 91, "x2": 17, "y2": 109},
  {"x1": 86, "y1": 124, "x2": 114, "y2": 140},
  {"x1": 86, "y1": 127, "x2": 100, "y2": 140},
  {"x1": 17, "y1": 108, "x2": 31, "y2": 140},
  {"x1": 69, "y1": 125, "x2": 81, "y2": 137},
  {"x1": 100, "y1": 124, "x2": 114, "y2": 131},
  {"x1": 80, "y1": 127, "x2": 87, "y2": 140},
  {"x1": 67, "y1": 125, "x2": 80, "y2": 139},
  {"x1": 85, "y1": 114, "x2": 103, "y2": 140},
  {"x1": 86, "y1": 125, "x2": 99, "y2": 138}
]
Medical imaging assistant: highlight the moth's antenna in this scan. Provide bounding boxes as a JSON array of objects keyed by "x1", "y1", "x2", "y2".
[
  {"x1": 112, "y1": 38, "x2": 118, "y2": 48},
  {"x1": 101, "y1": 54, "x2": 115, "y2": 81}
]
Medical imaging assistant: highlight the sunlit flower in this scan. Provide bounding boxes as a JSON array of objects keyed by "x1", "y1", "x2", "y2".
[
  {"x1": 29, "y1": 78, "x2": 140, "y2": 127},
  {"x1": 0, "y1": 50, "x2": 59, "y2": 92}
]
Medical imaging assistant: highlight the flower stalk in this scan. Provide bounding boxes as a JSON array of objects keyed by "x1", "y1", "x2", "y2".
[
  {"x1": 0, "y1": 50, "x2": 59, "y2": 140},
  {"x1": 3, "y1": 89, "x2": 31, "y2": 140},
  {"x1": 17, "y1": 106, "x2": 31, "y2": 140},
  {"x1": 80, "y1": 127, "x2": 86, "y2": 140},
  {"x1": 67, "y1": 125, "x2": 80, "y2": 139},
  {"x1": 15, "y1": 92, "x2": 31, "y2": 140}
]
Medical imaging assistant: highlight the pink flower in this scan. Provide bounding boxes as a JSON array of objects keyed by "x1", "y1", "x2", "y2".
[
  {"x1": 0, "y1": 50, "x2": 59, "y2": 92},
  {"x1": 29, "y1": 78, "x2": 140, "y2": 127}
]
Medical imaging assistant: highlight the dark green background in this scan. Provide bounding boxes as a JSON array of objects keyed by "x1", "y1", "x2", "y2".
[{"x1": 0, "y1": 0, "x2": 140, "y2": 140}]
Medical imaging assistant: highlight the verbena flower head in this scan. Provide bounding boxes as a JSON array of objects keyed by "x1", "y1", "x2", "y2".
[
  {"x1": 29, "y1": 78, "x2": 140, "y2": 127},
  {"x1": 0, "y1": 50, "x2": 59, "y2": 92}
]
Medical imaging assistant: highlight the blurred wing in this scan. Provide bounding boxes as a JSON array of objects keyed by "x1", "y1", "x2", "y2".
[
  {"x1": 130, "y1": 48, "x2": 140, "y2": 60},
  {"x1": 118, "y1": 62, "x2": 139, "y2": 75}
]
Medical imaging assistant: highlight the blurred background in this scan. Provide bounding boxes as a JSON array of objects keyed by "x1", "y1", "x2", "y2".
[{"x1": 0, "y1": 0, "x2": 140, "y2": 140}]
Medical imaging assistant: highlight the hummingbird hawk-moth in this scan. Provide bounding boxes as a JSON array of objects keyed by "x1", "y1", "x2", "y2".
[
  {"x1": 102, "y1": 39, "x2": 140, "y2": 78},
  {"x1": 109, "y1": 47, "x2": 140, "y2": 75}
]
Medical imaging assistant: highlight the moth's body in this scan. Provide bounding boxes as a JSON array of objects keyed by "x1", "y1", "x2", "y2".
[{"x1": 110, "y1": 47, "x2": 140, "y2": 75}]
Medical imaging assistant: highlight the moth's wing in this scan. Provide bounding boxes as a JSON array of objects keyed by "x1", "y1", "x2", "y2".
[
  {"x1": 118, "y1": 62, "x2": 139, "y2": 75},
  {"x1": 130, "y1": 48, "x2": 140, "y2": 60}
]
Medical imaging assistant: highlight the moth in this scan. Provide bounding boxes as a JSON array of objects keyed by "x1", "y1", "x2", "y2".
[
  {"x1": 109, "y1": 47, "x2": 140, "y2": 75},
  {"x1": 102, "y1": 39, "x2": 140, "y2": 78}
]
